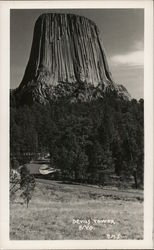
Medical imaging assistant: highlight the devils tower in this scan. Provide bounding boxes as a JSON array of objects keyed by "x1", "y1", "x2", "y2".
[{"x1": 13, "y1": 13, "x2": 131, "y2": 105}]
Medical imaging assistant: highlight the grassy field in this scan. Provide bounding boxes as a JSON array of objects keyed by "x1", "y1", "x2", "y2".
[{"x1": 10, "y1": 180, "x2": 143, "y2": 240}]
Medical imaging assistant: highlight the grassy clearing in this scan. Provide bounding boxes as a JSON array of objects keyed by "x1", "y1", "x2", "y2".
[{"x1": 10, "y1": 181, "x2": 143, "y2": 240}]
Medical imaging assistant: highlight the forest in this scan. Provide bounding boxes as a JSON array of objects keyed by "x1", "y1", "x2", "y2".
[{"x1": 10, "y1": 92, "x2": 144, "y2": 189}]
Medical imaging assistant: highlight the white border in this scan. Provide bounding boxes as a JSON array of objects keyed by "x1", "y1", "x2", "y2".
[{"x1": 0, "y1": 1, "x2": 153, "y2": 249}]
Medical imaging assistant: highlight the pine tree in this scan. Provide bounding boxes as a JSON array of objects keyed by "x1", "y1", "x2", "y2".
[{"x1": 20, "y1": 165, "x2": 35, "y2": 208}]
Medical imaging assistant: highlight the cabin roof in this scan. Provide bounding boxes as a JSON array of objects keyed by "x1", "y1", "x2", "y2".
[{"x1": 26, "y1": 163, "x2": 48, "y2": 174}]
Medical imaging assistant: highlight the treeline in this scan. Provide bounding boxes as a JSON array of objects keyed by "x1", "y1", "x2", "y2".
[{"x1": 10, "y1": 93, "x2": 144, "y2": 188}]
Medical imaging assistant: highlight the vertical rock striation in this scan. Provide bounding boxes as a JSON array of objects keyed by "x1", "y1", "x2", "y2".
[{"x1": 15, "y1": 13, "x2": 131, "y2": 104}]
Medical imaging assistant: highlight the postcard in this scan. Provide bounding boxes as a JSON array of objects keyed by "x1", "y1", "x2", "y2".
[{"x1": 0, "y1": 0, "x2": 153, "y2": 249}]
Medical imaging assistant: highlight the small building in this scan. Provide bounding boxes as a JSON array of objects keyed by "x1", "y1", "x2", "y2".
[{"x1": 19, "y1": 160, "x2": 61, "y2": 180}]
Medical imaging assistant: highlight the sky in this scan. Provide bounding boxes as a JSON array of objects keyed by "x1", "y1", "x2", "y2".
[{"x1": 10, "y1": 9, "x2": 144, "y2": 100}]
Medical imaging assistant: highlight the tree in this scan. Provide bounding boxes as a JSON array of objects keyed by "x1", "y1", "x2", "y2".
[
  {"x1": 10, "y1": 168, "x2": 20, "y2": 202},
  {"x1": 20, "y1": 165, "x2": 35, "y2": 208},
  {"x1": 10, "y1": 93, "x2": 144, "y2": 188}
]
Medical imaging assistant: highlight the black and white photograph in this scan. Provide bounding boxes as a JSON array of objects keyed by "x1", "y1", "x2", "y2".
[{"x1": 0, "y1": 1, "x2": 153, "y2": 249}]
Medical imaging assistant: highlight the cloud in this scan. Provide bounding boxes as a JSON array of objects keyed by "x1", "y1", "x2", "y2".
[
  {"x1": 132, "y1": 40, "x2": 144, "y2": 51},
  {"x1": 110, "y1": 50, "x2": 144, "y2": 68},
  {"x1": 109, "y1": 40, "x2": 144, "y2": 68},
  {"x1": 110, "y1": 62, "x2": 144, "y2": 100}
]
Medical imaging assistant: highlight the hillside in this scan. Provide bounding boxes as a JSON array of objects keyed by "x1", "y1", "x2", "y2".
[{"x1": 10, "y1": 181, "x2": 143, "y2": 240}]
